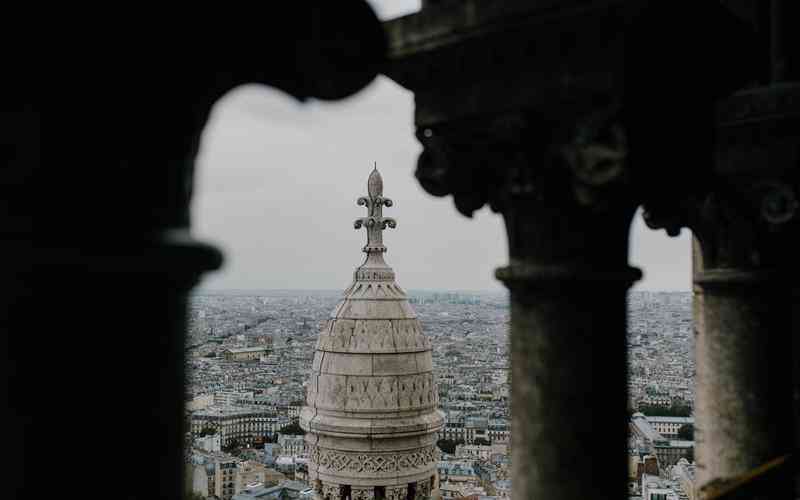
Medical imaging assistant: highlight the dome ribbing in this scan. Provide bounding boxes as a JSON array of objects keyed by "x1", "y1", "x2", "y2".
[{"x1": 300, "y1": 167, "x2": 443, "y2": 500}]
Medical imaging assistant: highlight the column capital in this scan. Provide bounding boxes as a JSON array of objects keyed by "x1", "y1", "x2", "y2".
[
  {"x1": 643, "y1": 83, "x2": 800, "y2": 278},
  {"x1": 416, "y1": 105, "x2": 642, "y2": 287},
  {"x1": 384, "y1": 1, "x2": 758, "y2": 285}
]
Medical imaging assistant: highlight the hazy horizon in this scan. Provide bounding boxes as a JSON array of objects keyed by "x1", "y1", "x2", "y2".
[{"x1": 193, "y1": 287, "x2": 689, "y2": 294}]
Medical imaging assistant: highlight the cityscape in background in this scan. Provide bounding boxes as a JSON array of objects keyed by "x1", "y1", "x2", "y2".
[{"x1": 185, "y1": 290, "x2": 695, "y2": 500}]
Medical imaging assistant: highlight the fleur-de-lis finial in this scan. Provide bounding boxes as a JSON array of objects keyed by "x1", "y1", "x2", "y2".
[{"x1": 354, "y1": 165, "x2": 396, "y2": 254}]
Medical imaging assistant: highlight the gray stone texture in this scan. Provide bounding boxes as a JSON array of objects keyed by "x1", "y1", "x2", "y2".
[{"x1": 300, "y1": 170, "x2": 443, "y2": 499}]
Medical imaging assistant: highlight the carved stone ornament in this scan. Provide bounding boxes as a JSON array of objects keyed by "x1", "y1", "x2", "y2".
[
  {"x1": 642, "y1": 84, "x2": 800, "y2": 273},
  {"x1": 321, "y1": 482, "x2": 339, "y2": 500},
  {"x1": 354, "y1": 165, "x2": 397, "y2": 254},
  {"x1": 351, "y1": 487, "x2": 374, "y2": 500},
  {"x1": 310, "y1": 444, "x2": 440, "y2": 475},
  {"x1": 757, "y1": 180, "x2": 798, "y2": 226},
  {"x1": 301, "y1": 168, "x2": 443, "y2": 497},
  {"x1": 414, "y1": 105, "x2": 632, "y2": 219},
  {"x1": 560, "y1": 110, "x2": 628, "y2": 209},
  {"x1": 386, "y1": 486, "x2": 407, "y2": 500}
]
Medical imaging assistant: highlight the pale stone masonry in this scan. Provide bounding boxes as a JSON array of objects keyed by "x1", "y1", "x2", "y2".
[{"x1": 300, "y1": 168, "x2": 444, "y2": 500}]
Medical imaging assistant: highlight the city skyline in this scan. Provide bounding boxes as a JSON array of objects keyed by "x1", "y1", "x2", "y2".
[{"x1": 185, "y1": 288, "x2": 695, "y2": 499}]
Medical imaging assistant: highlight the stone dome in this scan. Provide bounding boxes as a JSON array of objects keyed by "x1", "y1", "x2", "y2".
[{"x1": 300, "y1": 168, "x2": 443, "y2": 500}]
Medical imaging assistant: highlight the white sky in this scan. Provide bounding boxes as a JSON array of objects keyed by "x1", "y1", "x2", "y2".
[{"x1": 191, "y1": 1, "x2": 691, "y2": 292}]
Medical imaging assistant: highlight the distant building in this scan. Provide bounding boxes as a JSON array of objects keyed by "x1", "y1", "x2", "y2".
[
  {"x1": 639, "y1": 394, "x2": 673, "y2": 409},
  {"x1": 216, "y1": 457, "x2": 239, "y2": 500},
  {"x1": 223, "y1": 346, "x2": 270, "y2": 362},
  {"x1": 655, "y1": 440, "x2": 694, "y2": 467},
  {"x1": 671, "y1": 458, "x2": 696, "y2": 500},
  {"x1": 274, "y1": 456, "x2": 309, "y2": 476},
  {"x1": 630, "y1": 414, "x2": 694, "y2": 467},
  {"x1": 263, "y1": 443, "x2": 279, "y2": 467},
  {"x1": 438, "y1": 481, "x2": 487, "y2": 499},
  {"x1": 190, "y1": 451, "x2": 242, "y2": 500},
  {"x1": 235, "y1": 461, "x2": 281, "y2": 493},
  {"x1": 493, "y1": 478, "x2": 512, "y2": 498},
  {"x1": 440, "y1": 415, "x2": 465, "y2": 442},
  {"x1": 232, "y1": 480, "x2": 314, "y2": 500},
  {"x1": 196, "y1": 433, "x2": 221, "y2": 453},
  {"x1": 215, "y1": 391, "x2": 255, "y2": 407},
  {"x1": 276, "y1": 402, "x2": 303, "y2": 421},
  {"x1": 438, "y1": 461, "x2": 479, "y2": 484},
  {"x1": 630, "y1": 413, "x2": 669, "y2": 450},
  {"x1": 187, "y1": 393, "x2": 214, "y2": 411},
  {"x1": 646, "y1": 416, "x2": 693, "y2": 439},
  {"x1": 191, "y1": 407, "x2": 277, "y2": 448},
  {"x1": 188, "y1": 463, "x2": 213, "y2": 499},
  {"x1": 640, "y1": 473, "x2": 680, "y2": 500},
  {"x1": 487, "y1": 419, "x2": 510, "y2": 443},
  {"x1": 287, "y1": 401, "x2": 303, "y2": 420},
  {"x1": 630, "y1": 454, "x2": 660, "y2": 486},
  {"x1": 464, "y1": 416, "x2": 489, "y2": 444},
  {"x1": 277, "y1": 434, "x2": 306, "y2": 457},
  {"x1": 454, "y1": 443, "x2": 507, "y2": 461},
  {"x1": 255, "y1": 335, "x2": 273, "y2": 347}
]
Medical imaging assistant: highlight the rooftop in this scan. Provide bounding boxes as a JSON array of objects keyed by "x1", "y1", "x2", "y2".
[{"x1": 224, "y1": 346, "x2": 270, "y2": 354}]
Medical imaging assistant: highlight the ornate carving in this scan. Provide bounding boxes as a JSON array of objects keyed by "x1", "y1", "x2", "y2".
[
  {"x1": 308, "y1": 444, "x2": 439, "y2": 475},
  {"x1": 415, "y1": 105, "x2": 632, "y2": 219},
  {"x1": 353, "y1": 269, "x2": 396, "y2": 282},
  {"x1": 418, "y1": 109, "x2": 641, "y2": 291},
  {"x1": 312, "y1": 375, "x2": 348, "y2": 410},
  {"x1": 560, "y1": 105, "x2": 628, "y2": 210},
  {"x1": 344, "y1": 282, "x2": 406, "y2": 299},
  {"x1": 644, "y1": 178, "x2": 800, "y2": 273},
  {"x1": 386, "y1": 486, "x2": 407, "y2": 500},
  {"x1": 321, "y1": 482, "x2": 339, "y2": 500},
  {"x1": 414, "y1": 122, "x2": 492, "y2": 218},
  {"x1": 757, "y1": 180, "x2": 798, "y2": 225},
  {"x1": 351, "y1": 487, "x2": 374, "y2": 500},
  {"x1": 416, "y1": 479, "x2": 432, "y2": 498},
  {"x1": 643, "y1": 84, "x2": 800, "y2": 274},
  {"x1": 397, "y1": 373, "x2": 437, "y2": 409},
  {"x1": 309, "y1": 371, "x2": 436, "y2": 412},
  {"x1": 317, "y1": 318, "x2": 429, "y2": 354},
  {"x1": 355, "y1": 167, "x2": 397, "y2": 254}
]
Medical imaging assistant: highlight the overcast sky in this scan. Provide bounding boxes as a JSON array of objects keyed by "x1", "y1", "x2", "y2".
[{"x1": 191, "y1": 1, "x2": 691, "y2": 292}]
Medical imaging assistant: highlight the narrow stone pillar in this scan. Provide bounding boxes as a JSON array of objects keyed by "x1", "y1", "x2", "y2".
[
  {"x1": 409, "y1": 103, "x2": 641, "y2": 499},
  {"x1": 794, "y1": 283, "x2": 800, "y2": 499},
  {"x1": 497, "y1": 208, "x2": 640, "y2": 500},
  {"x1": 693, "y1": 228, "x2": 796, "y2": 500},
  {"x1": 694, "y1": 272, "x2": 795, "y2": 497},
  {"x1": 682, "y1": 80, "x2": 800, "y2": 499},
  {"x1": 482, "y1": 112, "x2": 640, "y2": 500}
]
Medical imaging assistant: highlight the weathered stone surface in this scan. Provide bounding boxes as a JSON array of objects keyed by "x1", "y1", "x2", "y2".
[{"x1": 301, "y1": 169, "x2": 443, "y2": 497}]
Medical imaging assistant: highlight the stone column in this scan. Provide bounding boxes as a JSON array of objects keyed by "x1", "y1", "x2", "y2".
[
  {"x1": 319, "y1": 482, "x2": 338, "y2": 500},
  {"x1": 383, "y1": 4, "x2": 764, "y2": 498},
  {"x1": 351, "y1": 486, "x2": 375, "y2": 500},
  {"x1": 416, "y1": 108, "x2": 641, "y2": 500},
  {"x1": 692, "y1": 241, "x2": 796, "y2": 500},
  {"x1": 646, "y1": 82, "x2": 800, "y2": 499},
  {"x1": 700, "y1": 83, "x2": 799, "y2": 499},
  {"x1": 689, "y1": 185, "x2": 799, "y2": 498},
  {"x1": 385, "y1": 485, "x2": 406, "y2": 500},
  {"x1": 498, "y1": 195, "x2": 640, "y2": 498}
]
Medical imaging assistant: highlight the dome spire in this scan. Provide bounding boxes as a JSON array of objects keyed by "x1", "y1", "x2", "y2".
[
  {"x1": 301, "y1": 165, "x2": 442, "y2": 500},
  {"x1": 354, "y1": 165, "x2": 396, "y2": 254}
]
